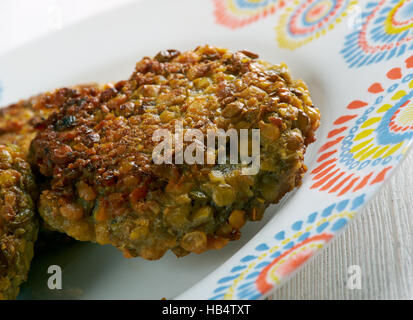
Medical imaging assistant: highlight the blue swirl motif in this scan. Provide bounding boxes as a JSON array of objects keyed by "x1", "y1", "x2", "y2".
[
  {"x1": 209, "y1": 194, "x2": 366, "y2": 300},
  {"x1": 341, "y1": 0, "x2": 413, "y2": 68},
  {"x1": 300, "y1": 0, "x2": 337, "y2": 27},
  {"x1": 377, "y1": 89, "x2": 413, "y2": 145},
  {"x1": 338, "y1": 72, "x2": 413, "y2": 176},
  {"x1": 234, "y1": 0, "x2": 278, "y2": 9},
  {"x1": 275, "y1": 0, "x2": 355, "y2": 50}
]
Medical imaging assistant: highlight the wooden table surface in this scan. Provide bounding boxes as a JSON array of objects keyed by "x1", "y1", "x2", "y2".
[{"x1": 2, "y1": 0, "x2": 412, "y2": 300}]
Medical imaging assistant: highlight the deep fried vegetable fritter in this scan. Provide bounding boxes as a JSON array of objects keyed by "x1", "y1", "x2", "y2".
[
  {"x1": 29, "y1": 45, "x2": 320, "y2": 260},
  {"x1": 0, "y1": 85, "x2": 102, "y2": 277},
  {"x1": 0, "y1": 145, "x2": 37, "y2": 300}
]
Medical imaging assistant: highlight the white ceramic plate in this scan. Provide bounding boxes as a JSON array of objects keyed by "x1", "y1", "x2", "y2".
[{"x1": 1, "y1": 0, "x2": 412, "y2": 300}]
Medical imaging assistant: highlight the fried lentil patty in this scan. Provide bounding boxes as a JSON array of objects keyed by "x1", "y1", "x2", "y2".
[
  {"x1": 0, "y1": 144, "x2": 37, "y2": 300},
  {"x1": 29, "y1": 45, "x2": 320, "y2": 260},
  {"x1": 0, "y1": 85, "x2": 101, "y2": 263}
]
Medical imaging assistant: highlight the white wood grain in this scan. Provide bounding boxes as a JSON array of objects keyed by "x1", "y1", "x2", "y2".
[{"x1": 269, "y1": 150, "x2": 413, "y2": 300}]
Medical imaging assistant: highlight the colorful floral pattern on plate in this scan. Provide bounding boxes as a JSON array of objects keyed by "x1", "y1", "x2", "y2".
[
  {"x1": 341, "y1": 0, "x2": 413, "y2": 68},
  {"x1": 310, "y1": 55, "x2": 413, "y2": 194},
  {"x1": 209, "y1": 194, "x2": 364, "y2": 299},
  {"x1": 276, "y1": 0, "x2": 357, "y2": 49},
  {"x1": 213, "y1": 0, "x2": 284, "y2": 29}
]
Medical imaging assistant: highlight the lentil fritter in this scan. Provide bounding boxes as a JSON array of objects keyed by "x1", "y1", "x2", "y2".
[
  {"x1": 0, "y1": 85, "x2": 101, "y2": 300},
  {"x1": 0, "y1": 144, "x2": 37, "y2": 300},
  {"x1": 29, "y1": 45, "x2": 320, "y2": 260}
]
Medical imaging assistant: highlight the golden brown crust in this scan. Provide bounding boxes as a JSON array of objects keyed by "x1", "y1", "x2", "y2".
[
  {"x1": 0, "y1": 85, "x2": 103, "y2": 294},
  {"x1": 0, "y1": 84, "x2": 102, "y2": 157},
  {"x1": 29, "y1": 45, "x2": 320, "y2": 260},
  {"x1": 0, "y1": 145, "x2": 37, "y2": 300}
]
